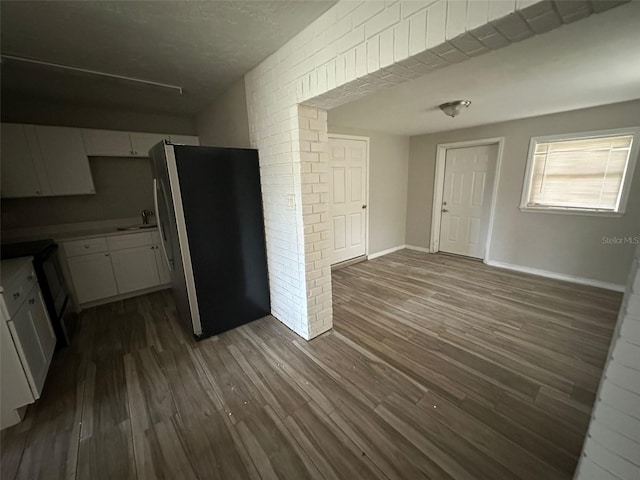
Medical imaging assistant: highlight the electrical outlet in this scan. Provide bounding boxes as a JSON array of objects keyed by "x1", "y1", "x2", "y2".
[{"x1": 286, "y1": 194, "x2": 295, "y2": 210}]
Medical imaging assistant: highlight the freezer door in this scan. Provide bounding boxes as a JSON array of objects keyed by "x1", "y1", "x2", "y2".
[
  {"x1": 153, "y1": 177, "x2": 174, "y2": 271},
  {"x1": 149, "y1": 142, "x2": 201, "y2": 336},
  {"x1": 150, "y1": 142, "x2": 175, "y2": 271}
]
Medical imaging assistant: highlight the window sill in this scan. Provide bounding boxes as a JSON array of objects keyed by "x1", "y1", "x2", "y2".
[{"x1": 519, "y1": 206, "x2": 624, "y2": 218}]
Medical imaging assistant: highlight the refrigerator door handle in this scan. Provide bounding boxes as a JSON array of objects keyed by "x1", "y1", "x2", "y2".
[{"x1": 153, "y1": 178, "x2": 173, "y2": 271}]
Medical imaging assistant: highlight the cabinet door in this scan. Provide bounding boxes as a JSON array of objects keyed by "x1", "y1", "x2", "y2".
[
  {"x1": 154, "y1": 245, "x2": 171, "y2": 284},
  {"x1": 170, "y1": 134, "x2": 200, "y2": 146},
  {"x1": 129, "y1": 133, "x2": 169, "y2": 157},
  {"x1": 82, "y1": 129, "x2": 133, "y2": 157},
  {"x1": 0, "y1": 313, "x2": 34, "y2": 425},
  {"x1": 1, "y1": 123, "x2": 45, "y2": 198},
  {"x1": 68, "y1": 252, "x2": 118, "y2": 304},
  {"x1": 7, "y1": 292, "x2": 54, "y2": 399},
  {"x1": 26, "y1": 289, "x2": 55, "y2": 395},
  {"x1": 111, "y1": 245, "x2": 160, "y2": 294},
  {"x1": 35, "y1": 126, "x2": 95, "y2": 196}
]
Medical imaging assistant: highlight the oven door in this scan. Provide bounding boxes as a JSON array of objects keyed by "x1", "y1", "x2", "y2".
[
  {"x1": 37, "y1": 245, "x2": 73, "y2": 347},
  {"x1": 41, "y1": 252, "x2": 66, "y2": 318}
]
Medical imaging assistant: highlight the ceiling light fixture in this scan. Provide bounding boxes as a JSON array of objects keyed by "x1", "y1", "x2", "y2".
[
  {"x1": 439, "y1": 100, "x2": 471, "y2": 118},
  {"x1": 1, "y1": 54, "x2": 184, "y2": 94}
]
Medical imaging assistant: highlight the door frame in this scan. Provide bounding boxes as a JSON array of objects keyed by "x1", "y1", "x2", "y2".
[
  {"x1": 429, "y1": 137, "x2": 505, "y2": 262},
  {"x1": 327, "y1": 133, "x2": 371, "y2": 261}
]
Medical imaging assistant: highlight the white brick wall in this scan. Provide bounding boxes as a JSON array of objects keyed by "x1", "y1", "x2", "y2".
[
  {"x1": 575, "y1": 244, "x2": 640, "y2": 480},
  {"x1": 244, "y1": 0, "x2": 626, "y2": 339}
]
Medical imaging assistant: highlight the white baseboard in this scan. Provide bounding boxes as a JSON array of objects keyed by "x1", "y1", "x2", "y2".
[
  {"x1": 405, "y1": 245, "x2": 430, "y2": 253},
  {"x1": 368, "y1": 245, "x2": 406, "y2": 259},
  {"x1": 368, "y1": 244, "x2": 431, "y2": 260},
  {"x1": 485, "y1": 259, "x2": 625, "y2": 292}
]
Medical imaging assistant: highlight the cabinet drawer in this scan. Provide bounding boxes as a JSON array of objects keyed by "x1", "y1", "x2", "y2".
[
  {"x1": 64, "y1": 237, "x2": 108, "y2": 257},
  {"x1": 3, "y1": 264, "x2": 37, "y2": 319},
  {"x1": 107, "y1": 232, "x2": 153, "y2": 251}
]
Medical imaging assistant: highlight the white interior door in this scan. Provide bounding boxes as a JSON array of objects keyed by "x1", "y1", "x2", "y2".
[
  {"x1": 329, "y1": 136, "x2": 368, "y2": 264},
  {"x1": 439, "y1": 144, "x2": 497, "y2": 259}
]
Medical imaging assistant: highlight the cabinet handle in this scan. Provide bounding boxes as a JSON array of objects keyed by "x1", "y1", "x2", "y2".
[
  {"x1": 36, "y1": 190, "x2": 41, "y2": 195},
  {"x1": 13, "y1": 292, "x2": 20, "y2": 299},
  {"x1": 105, "y1": 253, "x2": 110, "y2": 257},
  {"x1": 28, "y1": 298, "x2": 35, "y2": 305},
  {"x1": 84, "y1": 245, "x2": 90, "y2": 249}
]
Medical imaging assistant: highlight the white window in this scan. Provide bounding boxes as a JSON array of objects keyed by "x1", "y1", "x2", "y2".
[{"x1": 520, "y1": 127, "x2": 640, "y2": 216}]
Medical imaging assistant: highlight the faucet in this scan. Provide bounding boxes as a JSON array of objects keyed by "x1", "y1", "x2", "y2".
[{"x1": 141, "y1": 209, "x2": 154, "y2": 225}]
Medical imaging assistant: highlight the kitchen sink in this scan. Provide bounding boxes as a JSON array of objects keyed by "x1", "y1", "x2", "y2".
[{"x1": 116, "y1": 224, "x2": 157, "y2": 231}]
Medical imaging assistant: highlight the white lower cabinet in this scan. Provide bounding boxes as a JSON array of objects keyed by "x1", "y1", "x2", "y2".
[
  {"x1": 111, "y1": 245, "x2": 160, "y2": 294},
  {"x1": 8, "y1": 289, "x2": 56, "y2": 397},
  {"x1": 1, "y1": 257, "x2": 57, "y2": 429},
  {"x1": 67, "y1": 252, "x2": 118, "y2": 304},
  {"x1": 64, "y1": 231, "x2": 170, "y2": 307}
]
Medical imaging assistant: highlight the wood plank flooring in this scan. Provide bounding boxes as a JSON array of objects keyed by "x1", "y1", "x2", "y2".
[{"x1": 1, "y1": 250, "x2": 621, "y2": 479}]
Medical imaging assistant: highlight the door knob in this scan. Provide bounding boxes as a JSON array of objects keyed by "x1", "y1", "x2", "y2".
[
  {"x1": 362, "y1": 205, "x2": 367, "y2": 209},
  {"x1": 442, "y1": 208, "x2": 449, "y2": 213}
]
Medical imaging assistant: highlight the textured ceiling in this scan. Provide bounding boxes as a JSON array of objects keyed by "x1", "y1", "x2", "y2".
[
  {"x1": 1, "y1": 1, "x2": 335, "y2": 116},
  {"x1": 329, "y1": 1, "x2": 640, "y2": 136}
]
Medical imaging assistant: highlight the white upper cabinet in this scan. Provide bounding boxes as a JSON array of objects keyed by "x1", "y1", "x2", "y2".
[
  {"x1": 0, "y1": 124, "x2": 46, "y2": 198},
  {"x1": 82, "y1": 129, "x2": 133, "y2": 157},
  {"x1": 82, "y1": 129, "x2": 197, "y2": 158},
  {"x1": 170, "y1": 134, "x2": 200, "y2": 146},
  {"x1": 1, "y1": 123, "x2": 199, "y2": 198},
  {"x1": 129, "y1": 132, "x2": 170, "y2": 157},
  {"x1": 34, "y1": 126, "x2": 95, "y2": 196},
  {"x1": 1, "y1": 124, "x2": 94, "y2": 198}
]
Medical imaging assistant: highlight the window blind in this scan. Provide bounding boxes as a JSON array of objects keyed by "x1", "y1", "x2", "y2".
[{"x1": 527, "y1": 134, "x2": 634, "y2": 210}]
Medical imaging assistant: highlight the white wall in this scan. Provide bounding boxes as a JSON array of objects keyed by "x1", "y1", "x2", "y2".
[
  {"x1": 1, "y1": 157, "x2": 154, "y2": 230},
  {"x1": 327, "y1": 125, "x2": 409, "y2": 254},
  {"x1": 406, "y1": 100, "x2": 640, "y2": 287},
  {"x1": 196, "y1": 77, "x2": 251, "y2": 148},
  {"x1": 243, "y1": 0, "x2": 597, "y2": 339},
  {"x1": 575, "y1": 244, "x2": 640, "y2": 480},
  {"x1": 1, "y1": 98, "x2": 196, "y2": 134}
]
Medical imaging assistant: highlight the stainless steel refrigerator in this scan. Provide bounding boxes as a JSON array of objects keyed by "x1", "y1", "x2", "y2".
[{"x1": 150, "y1": 141, "x2": 270, "y2": 339}]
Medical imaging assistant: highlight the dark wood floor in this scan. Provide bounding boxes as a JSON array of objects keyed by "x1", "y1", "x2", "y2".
[{"x1": 1, "y1": 250, "x2": 621, "y2": 479}]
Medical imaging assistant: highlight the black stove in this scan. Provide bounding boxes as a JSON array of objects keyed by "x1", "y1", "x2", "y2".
[
  {"x1": 2, "y1": 239, "x2": 57, "y2": 260},
  {"x1": 2, "y1": 240, "x2": 75, "y2": 348}
]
